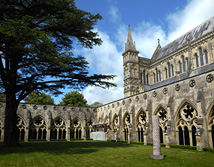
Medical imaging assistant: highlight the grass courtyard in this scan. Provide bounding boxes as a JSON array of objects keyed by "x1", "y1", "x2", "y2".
[{"x1": 0, "y1": 140, "x2": 214, "y2": 167}]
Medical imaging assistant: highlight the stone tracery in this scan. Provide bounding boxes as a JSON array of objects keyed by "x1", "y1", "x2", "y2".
[
  {"x1": 29, "y1": 116, "x2": 47, "y2": 140},
  {"x1": 51, "y1": 117, "x2": 66, "y2": 140}
]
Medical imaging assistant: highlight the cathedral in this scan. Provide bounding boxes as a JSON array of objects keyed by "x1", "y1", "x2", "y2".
[{"x1": 1, "y1": 17, "x2": 214, "y2": 150}]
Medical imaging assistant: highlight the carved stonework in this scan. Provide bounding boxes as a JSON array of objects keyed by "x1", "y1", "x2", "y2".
[
  {"x1": 206, "y1": 74, "x2": 214, "y2": 83},
  {"x1": 189, "y1": 79, "x2": 196, "y2": 87}
]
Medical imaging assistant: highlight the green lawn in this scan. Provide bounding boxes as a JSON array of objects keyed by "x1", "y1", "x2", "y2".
[{"x1": 0, "y1": 141, "x2": 213, "y2": 167}]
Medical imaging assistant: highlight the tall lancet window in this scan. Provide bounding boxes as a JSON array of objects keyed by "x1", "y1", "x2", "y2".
[
  {"x1": 195, "y1": 54, "x2": 199, "y2": 67},
  {"x1": 182, "y1": 56, "x2": 186, "y2": 72},
  {"x1": 205, "y1": 50, "x2": 209, "y2": 64},
  {"x1": 171, "y1": 65, "x2": 174, "y2": 77},
  {"x1": 168, "y1": 63, "x2": 171, "y2": 78},
  {"x1": 199, "y1": 48, "x2": 204, "y2": 66},
  {"x1": 153, "y1": 72, "x2": 156, "y2": 84},
  {"x1": 146, "y1": 74, "x2": 149, "y2": 85},
  {"x1": 143, "y1": 70, "x2": 146, "y2": 84},
  {"x1": 159, "y1": 70, "x2": 161, "y2": 81},
  {"x1": 156, "y1": 68, "x2": 158, "y2": 82},
  {"x1": 179, "y1": 61, "x2": 182, "y2": 73},
  {"x1": 186, "y1": 58, "x2": 189, "y2": 71},
  {"x1": 165, "y1": 68, "x2": 168, "y2": 79}
]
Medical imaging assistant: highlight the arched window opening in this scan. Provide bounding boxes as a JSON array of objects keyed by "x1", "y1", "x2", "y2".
[
  {"x1": 143, "y1": 70, "x2": 146, "y2": 84},
  {"x1": 182, "y1": 56, "x2": 186, "y2": 72},
  {"x1": 184, "y1": 126, "x2": 190, "y2": 145},
  {"x1": 179, "y1": 126, "x2": 184, "y2": 145},
  {"x1": 192, "y1": 126, "x2": 196, "y2": 146},
  {"x1": 140, "y1": 72, "x2": 142, "y2": 84},
  {"x1": 168, "y1": 63, "x2": 171, "y2": 78},
  {"x1": 153, "y1": 72, "x2": 156, "y2": 83},
  {"x1": 171, "y1": 65, "x2": 174, "y2": 77},
  {"x1": 186, "y1": 58, "x2": 189, "y2": 71},
  {"x1": 205, "y1": 50, "x2": 209, "y2": 64},
  {"x1": 160, "y1": 127, "x2": 163, "y2": 143},
  {"x1": 156, "y1": 68, "x2": 158, "y2": 82},
  {"x1": 159, "y1": 70, "x2": 161, "y2": 81},
  {"x1": 165, "y1": 68, "x2": 168, "y2": 79},
  {"x1": 29, "y1": 116, "x2": 47, "y2": 140},
  {"x1": 195, "y1": 54, "x2": 199, "y2": 67},
  {"x1": 51, "y1": 117, "x2": 66, "y2": 140},
  {"x1": 146, "y1": 74, "x2": 149, "y2": 84},
  {"x1": 179, "y1": 61, "x2": 182, "y2": 73},
  {"x1": 199, "y1": 48, "x2": 204, "y2": 66},
  {"x1": 17, "y1": 116, "x2": 25, "y2": 141}
]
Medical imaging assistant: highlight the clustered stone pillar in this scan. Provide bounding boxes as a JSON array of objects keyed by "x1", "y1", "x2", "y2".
[{"x1": 150, "y1": 115, "x2": 164, "y2": 159}]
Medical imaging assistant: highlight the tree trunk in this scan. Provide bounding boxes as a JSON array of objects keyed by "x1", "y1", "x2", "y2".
[{"x1": 4, "y1": 92, "x2": 19, "y2": 147}]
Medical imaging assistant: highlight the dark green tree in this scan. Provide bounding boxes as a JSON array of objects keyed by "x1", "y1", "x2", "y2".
[
  {"x1": 0, "y1": 0, "x2": 116, "y2": 146},
  {"x1": 25, "y1": 92, "x2": 54, "y2": 105},
  {"x1": 59, "y1": 91, "x2": 88, "y2": 107},
  {"x1": 0, "y1": 93, "x2": 6, "y2": 102},
  {"x1": 90, "y1": 102, "x2": 103, "y2": 107}
]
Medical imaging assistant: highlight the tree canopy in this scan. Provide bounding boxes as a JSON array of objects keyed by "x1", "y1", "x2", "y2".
[
  {"x1": 25, "y1": 92, "x2": 54, "y2": 105},
  {"x1": 0, "y1": 0, "x2": 116, "y2": 146},
  {"x1": 90, "y1": 102, "x2": 103, "y2": 107},
  {"x1": 59, "y1": 91, "x2": 88, "y2": 107}
]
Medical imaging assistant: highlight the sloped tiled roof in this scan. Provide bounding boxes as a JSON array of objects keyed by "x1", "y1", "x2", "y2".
[{"x1": 151, "y1": 17, "x2": 214, "y2": 62}]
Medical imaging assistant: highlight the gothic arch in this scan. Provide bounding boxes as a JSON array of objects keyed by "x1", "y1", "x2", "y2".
[
  {"x1": 207, "y1": 100, "x2": 214, "y2": 147},
  {"x1": 29, "y1": 115, "x2": 47, "y2": 140},
  {"x1": 70, "y1": 117, "x2": 82, "y2": 139},
  {"x1": 51, "y1": 116, "x2": 67, "y2": 140},
  {"x1": 112, "y1": 113, "x2": 119, "y2": 132},
  {"x1": 153, "y1": 105, "x2": 168, "y2": 144},
  {"x1": 175, "y1": 100, "x2": 198, "y2": 146},
  {"x1": 17, "y1": 115, "x2": 26, "y2": 140},
  {"x1": 175, "y1": 99, "x2": 197, "y2": 122},
  {"x1": 123, "y1": 112, "x2": 130, "y2": 141},
  {"x1": 136, "y1": 108, "x2": 147, "y2": 142}
]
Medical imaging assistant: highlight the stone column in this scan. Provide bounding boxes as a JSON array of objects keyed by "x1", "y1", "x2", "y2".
[
  {"x1": 127, "y1": 130, "x2": 130, "y2": 144},
  {"x1": 24, "y1": 118, "x2": 30, "y2": 142},
  {"x1": 150, "y1": 115, "x2": 164, "y2": 159},
  {"x1": 196, "y1": 126, "x2": 203, "y2": 151}
]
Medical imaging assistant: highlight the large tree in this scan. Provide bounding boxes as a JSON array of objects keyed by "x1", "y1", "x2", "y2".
[
  {"x1": 0, "y1": 0, "x2": 116, "y2": 146},
  {"x1": 59, "y1": 91, "x2": 88, "y2": 107},
  {"x1": 25, "y1": 92, "x2": 54, "y2": 105},
  {"x1": 90, "y1": 102, "x2": 103, "y2": 107}
]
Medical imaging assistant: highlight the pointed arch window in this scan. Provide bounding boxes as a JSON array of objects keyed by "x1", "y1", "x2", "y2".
[
  {"x1": 143, "y1": 70, "x2": 146, "y2": 84},
  {"x1": 182, "y1": 56, "x2": 186, "y2": 72},
  {"x1": 186, "y1": 58, "x2": 189, "y2": 71},
  {"x1": 156, "y1": 68, "x2": 158, "y2": 82},
  {"x1": 165, "y1": 68, "x2": 168, "y2": 79},
  {"x1": 205, "y1": 50, "x2": 209, "y2": 64},
  {"x1": 171, "y1": 65, "x2": 174, "y2": 77},
  {"x1": 146, "y1": 74, "x2": 149, "y2": 85},
  {"x1": 195, "y1": 54, "x2": 199, "y2": 67},
  {"x1": 159, "y1": 70, "x2": 161, "y2": 81},
  {"x1": 168, "y1": 63, "x2": 171, "y2": 78},
  {"x1": 179, "y1": 61, "x2": 182, "y2": 73},
  {"x1": 153, "y1": 72, "x2": 156, "y2": 83},
  {"x1": 140, "y1": 72, "x2": 142, "y2": 84},
  {"x1": 199, "y1": 48, "x2": 204, "y2": 66}
]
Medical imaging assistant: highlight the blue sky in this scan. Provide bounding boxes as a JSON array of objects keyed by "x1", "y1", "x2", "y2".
[{"x1": 54, "y1": 0, "x2": 214, "y2": 105}]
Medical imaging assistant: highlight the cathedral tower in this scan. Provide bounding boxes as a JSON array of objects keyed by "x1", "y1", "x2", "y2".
[{"x1": 122, "y1": 26, "x2": 140, "y2": 97}]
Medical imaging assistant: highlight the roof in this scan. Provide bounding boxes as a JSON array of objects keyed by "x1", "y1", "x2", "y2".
[{"x1": 151, "y1": 17, "x2": 214, "y2": 62}]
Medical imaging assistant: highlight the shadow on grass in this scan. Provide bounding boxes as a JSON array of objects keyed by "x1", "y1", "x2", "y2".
[{"x1": 0, "y1": 140, "x2": 132, "y2": 155}]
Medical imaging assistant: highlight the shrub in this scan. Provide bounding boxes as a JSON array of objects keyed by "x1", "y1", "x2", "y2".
[
  {"x1": 203, "y1": 147, "x2": 214, "y2": 153},
  {"x1": 170, "y1": 144, "x2": 196, "y2": 150}
]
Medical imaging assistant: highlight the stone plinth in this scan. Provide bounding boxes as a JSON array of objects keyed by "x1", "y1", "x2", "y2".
[{"x1": 150, "y1": 115, "x2": 164, "y2": 160}]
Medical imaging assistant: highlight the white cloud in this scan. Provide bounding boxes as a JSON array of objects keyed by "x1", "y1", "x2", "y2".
[
  {"x1": 80, "y1": 30, "x2": 124, "y2": 104},
  {"x1": 167, "y1": 0, "x2": 214, "y2": 41},
  {"x1": 109, "y1": 6, "x2": 120, "y2": 23}
]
